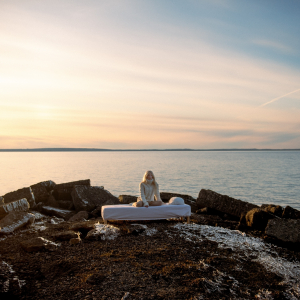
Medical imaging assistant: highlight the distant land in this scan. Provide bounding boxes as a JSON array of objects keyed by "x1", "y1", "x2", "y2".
[{"x1": 0, "y1": 148, "x2": 299, "y2": 152}]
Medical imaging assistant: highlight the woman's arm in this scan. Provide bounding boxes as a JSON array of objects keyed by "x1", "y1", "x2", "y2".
[
  {"x1": 154, "y1": 183, "x2": 162, "y2": 202},
  {"x1": 139, "y1": 182, "x2": 149, "y2": 206}
]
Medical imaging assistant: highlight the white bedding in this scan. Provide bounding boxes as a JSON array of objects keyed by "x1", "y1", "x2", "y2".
[{"x1": 101, "y1": 203, "x2": 191, "y2": 221}]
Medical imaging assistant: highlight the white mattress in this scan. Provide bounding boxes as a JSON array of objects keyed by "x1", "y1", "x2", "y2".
[{"x1": 101, "y1": 203, "x2": 191, "y2": 221}]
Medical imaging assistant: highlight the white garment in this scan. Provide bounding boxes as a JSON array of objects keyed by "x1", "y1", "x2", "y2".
[{"x1": 139, "y1": 181, "x2": 162, "y2": 206}]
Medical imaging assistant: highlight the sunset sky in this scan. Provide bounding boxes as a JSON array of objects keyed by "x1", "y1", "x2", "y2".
[{"x1": 1, "y1": 0, "x2": 300, "y2": 149}]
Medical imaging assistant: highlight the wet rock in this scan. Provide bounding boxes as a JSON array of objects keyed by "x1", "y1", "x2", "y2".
[
  {"x1": 71, "y1": 186, "x2": 120, "y2": 212},
  {"x1": 245, "y1": 208, "x2": 276, "y2": 231},
  {"x1": 261, "y1": 204, "x2": 283, "y2": 217},
  {"x1": 282, "y1": 205, "x2": 300, "y2": 219},
  {"x1": 3, "y1": 187, "x2": 35, "y2": 208},
  {"x1": 41, "y1": 206, "x2": 74, "y2": 220},
  {"x1": 265, "y1": 218, "x2": 300, "y2": 244},
  {"x1": 30, "y1": 180, "x2": 56, "y2": 204},
  {"x1": 161, "y1": 192, "x2": 197, "y2": 212},
  {"x1": 118, "y1": 195, "x2": 137, "y2": 204},
  {"x1": 0, "y1": 211, "x2": 35, "y2": 235},
  {"x1": 0, "y1": 198, "x2": 29, "y2": 219},
  {"x1": 20, "y1": 237, "x2": 59, "y2": 252},
  {"x1": 196, "y1": 189, "x2": 258, "y2": 219},
  {"x1": 52, "y1": 179, "x2": 90, "y2": 201},
  {"x1": 52, "y1": 230, "x2": 80, "y2": 241},
  {"x1": 68, "y1": 211, "x2": 89, "y2": 222}
]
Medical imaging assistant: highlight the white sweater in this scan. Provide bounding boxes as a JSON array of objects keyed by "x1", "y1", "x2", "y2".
[{"x1": 139, "y1": 181, "x2": 162, "y2": 206}]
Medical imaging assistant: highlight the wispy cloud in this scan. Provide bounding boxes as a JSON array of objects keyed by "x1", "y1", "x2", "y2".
[
  {"x1": 259, "y1": 88, "x2": 300, "y2": 107},
  {"x1": 252, "y1": 39, "x2": 294, "y2": 54}
]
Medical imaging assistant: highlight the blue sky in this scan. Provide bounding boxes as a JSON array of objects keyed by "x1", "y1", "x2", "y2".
[{"x1": 1, "y1": 0, "x2": 300, "y2": 149}]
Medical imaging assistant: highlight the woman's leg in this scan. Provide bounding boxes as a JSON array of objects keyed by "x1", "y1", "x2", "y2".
[{"x1": 132, "y1": 200, "x2": 143, "y2": 207}]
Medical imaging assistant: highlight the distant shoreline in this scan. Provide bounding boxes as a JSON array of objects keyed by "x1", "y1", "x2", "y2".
[{"x1": 0, "y1": 148, "x2": 300, "y2": 152}]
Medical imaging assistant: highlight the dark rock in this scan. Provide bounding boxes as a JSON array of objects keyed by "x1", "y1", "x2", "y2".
[
  {"x1": 282, "y1": 205, "x2": 300, "y2": 219},
  {"x1": 69, "y1": 220, "x2": 100, "y2": 236},
  {"x1": 20, "y1": 237, "x2": 59, "y2": 252},
  {"x1": 265, "y1": 218, "x2": 300, "y2": 244},
  {"x1": 30, "y1": 180, "x2": 56, "y2": 204},
  {"x1": 245, "y1": 208, "x2": 276, "y2": 231},
  {"x1": 196, "y1": 189, "x2": 258, "y2": 219},
  {"x1": 0, "y1": 196, "x2": 4, "y2": 204},
  {"x1": 0, "y1": 198, "x2": 29, "y2": 219},
  {"x1": 3, "y1": 187, "x2": 36, "y2": 208},
  {"x1": 261, "y1": 204, "x2": 283, "y2": 217},
  {"x1": 125, "y1": 224, "x2": 146, "y2": 235},
  {"x1": 90, "y1": 206, "x2": 102, "y2": 218},
  {"x1": 41, "y1": 206, "x2": 74, "y2": 220},
  {"x1": 196, "y1": 207, "x2": 221, "y2": 216},
  {"x1": 52, "y1": 230, "x2": 80, "y2": 241},
  {"x1": 119, "y1": 195, "x2": 138, "y2": 204},
  {"x1": 47, "y1": 194, "x2": 60, "y2": 208},
  {"x1": 71, "y1": 186, "x2": 120, "y2": 212},
  {"x1": 190, "y1": 213, "x2": 223, "y2": 226},
  {"x1": 52, "y1": 179, "x2": 90, "y2": 201},
  {"x1": 0, "y1": 212, "x2": 35, "y2": 235},
  {"x1": 69, "y1": 237, "x2": 81, "y2": 244},
  {"x1": 68, "y1": 211, "x2": 89, "y2": 222},
  {"x1": 57, "y1": 200, "x2": 74, "y2": 210}
]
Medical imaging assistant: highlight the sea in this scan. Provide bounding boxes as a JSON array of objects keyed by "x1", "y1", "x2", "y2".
[{"x1": 0, "y1": 150, "x2": 299, "y2": 210}]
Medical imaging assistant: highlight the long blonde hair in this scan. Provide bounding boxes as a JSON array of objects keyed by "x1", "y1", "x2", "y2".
[{"x1": 142, "y1": 170, "x2": 157, "y2": 185}]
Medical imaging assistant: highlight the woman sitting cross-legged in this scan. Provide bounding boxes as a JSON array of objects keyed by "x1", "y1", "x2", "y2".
[{"x1": 133, "y1": 170, "x2": 163, "y2": 207}]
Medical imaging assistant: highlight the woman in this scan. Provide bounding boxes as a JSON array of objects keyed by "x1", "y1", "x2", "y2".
[{"x1": 133, "y1": 170, "x2": 163, "y2": 207}]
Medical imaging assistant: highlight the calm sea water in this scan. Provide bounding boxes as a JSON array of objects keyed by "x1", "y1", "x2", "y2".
[{"x1": 0, "y1": 151, "x2": 299, "y2": 209}]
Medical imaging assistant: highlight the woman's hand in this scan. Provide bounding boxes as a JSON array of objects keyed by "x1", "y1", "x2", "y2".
[{"x1": 145, "y1": 204, "x2": 149, "y2": 208}]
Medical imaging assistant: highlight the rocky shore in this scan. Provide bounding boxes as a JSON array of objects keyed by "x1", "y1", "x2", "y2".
[{"x1": 1, "y1": 179, "x2": 300, "y2": 299}]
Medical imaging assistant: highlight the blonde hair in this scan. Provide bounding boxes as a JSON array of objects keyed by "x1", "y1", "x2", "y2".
[{"x1": 142, "y1": 170, "x2": 156, "y2": 184}]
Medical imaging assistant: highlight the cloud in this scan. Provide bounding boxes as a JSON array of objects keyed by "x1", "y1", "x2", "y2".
[
  {"x1": 259, "y1": 88, "x2": 300, "y2": 107},
  {"x1": 252, "y1": 39, "x2": 294, "y2": 54}
]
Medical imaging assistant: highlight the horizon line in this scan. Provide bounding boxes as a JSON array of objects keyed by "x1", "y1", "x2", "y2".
[{"x1": 0, "y1": 148, "x2": 300, "y2": 152}]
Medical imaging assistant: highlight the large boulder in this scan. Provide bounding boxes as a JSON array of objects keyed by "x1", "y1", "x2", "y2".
[
  {"x1": 52, "y1": 179, "x2": 90, "y2": 201},
  {"x1": 196, "y1": 189, "x2": 258, "y2": 219},
  {"x1": 71, "y1": 186, "x2": 120, "y2": 212},
  {"x1": 68, "y1": 211, "x2": 89, "y2": 222},
  {"x1": 30, "y1": 180, "x2": 56, "y2": 204},
  {"x1": 3, "y1": 187, "x2": 35, "y2": 208},
  {"x1": 40, "y1": 206, "x2": 74, "y2": 220},
  {"x1": 0, "y1": 212, "x2": 35, "y2": 235},
  {"x1": 160, "y1": 192, "x2": 197, "y2": 212},
  {"x1": 265, "y1": 218, "x2": 300, "y2": 244},
  {"x1": 282, "y1": 205, "x2": 300, "y2": 219},
  {"x1": 0, "y1": 198, "x2": 29, "y2": 219},
  {"x1": 261, "y1": 204, "x2": 283, "y2": 218},
  {"x1": 245, "y1": 208, "x2": 276, "y2": 231}
]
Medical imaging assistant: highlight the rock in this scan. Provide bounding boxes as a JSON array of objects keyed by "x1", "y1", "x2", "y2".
[
  {"x1": 196, "y1": 207, "x2": 221, "y2": 216},
  {"x1": 245, "y1": 208, "x2": 276, "y2": 231},
  {"x1": 20, "y1": 237, "x2": 59, "y2": 252},
  {"x1": 85, "y1": 224, "x2": 120, "y2": 241},
  {"x1": 118, "y1": 195, "x2": 138, "y2": 204},
  {"x1": 30, "y1": 180, "x2": 56, "y2": 204},
  {"x1": 3, "y1": 187, "x2": 36, "y2": 208},
  {"x1": 190, "y1": 213, "x2": 223, "y2": 226},
  {"x1": 261, "y1": 204, "x2": 283, "y2": 217},
  {"x1": 69, "y1": 237, "x2": 81, "y2": 245},
  {"x1": 41, "y1": 206, "x2": 74, "y2": 220},
  {"x1": 52, "y1": 179, "x2": 90, "y2": 201},
  {"x1": 265, "y1": 218, "x2": 300, "y2": 244},
  {"x1": 0, "y1": 196, "x2": 4, "y2": 204},
  {"x1": 69, "y1": 220, "x2": 100, "y2": 233},
  {"x1": 47, "y1": 194, "x2": 60, "y2": 208},
  {"x1": 57, "y1": 200, "x2": 74, "y2": 210},
  {"x1": 0, "y1": 198, "x2": 29, "y2": 219},
  {"x1": 90, "y1": 206, "x2": 102, "y2": 218},
  {"x1": 71, "y1": 186, "x2": 120, "y2": 212},
  {"x1": 0, "y1": 212, "x2": 35, "y2": 235},
  {"x1": 68, "y1": 211, "x2": 89, "y2": 222},
  {"x1": 160, "y1": 192, "x2": 197, "y2": 212},
  {"x1": 52, "y1": 230, "x2": 80, "y2": 241},
  {"x1": 282, "y1": 205, "x2": 300, "y2": 219},
  {"x1": 196, "y1": 189, "x2": 258, "y2": 219},
  {"x1": 0, "y1": 261, "x2": 25, "y2": 294},
  {"x1": 125, "y1": 224, "x2": 146, "y2": 235}
]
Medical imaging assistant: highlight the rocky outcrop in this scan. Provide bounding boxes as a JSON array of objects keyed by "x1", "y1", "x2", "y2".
[
  {"x1": 245, "y1": 208, "x2": 276, "y2": 231},
  {"x1": 265, "y1": 218, "x2": 300, "y2": 244},
  {"x1": 0, "y1": 198, "x2": 29, "y2": 219},
  {"x1": 196, "y1": 189, "x2": 258, "y2": 219},
  {"x1": 282, "y1": 205, "x2": 300, "y2": 219},
  {"x1": 0, "y1": 212, "x2": 35, "y2": 235},
  {"x1": 71, "y1": 186, "x2": 120, "y2": 212},
  {"x1": 2, "y1": 187, "x2": 35, "y2": 208},
  {"x1": 30, "y1": 180, "x2": 56, "y2": 204},
  {"x1": 118, "y1": 195, "x2": 137, "y2": 204},
  {"x1": 41, "y1": 206, "x2": 74, "y2": 220},
  {"x1": 20, "y1": 237, "x2": 59, "y2": 252},
  {"x1": 52, "y1": 179, "x2": 90, "y2": 201}
]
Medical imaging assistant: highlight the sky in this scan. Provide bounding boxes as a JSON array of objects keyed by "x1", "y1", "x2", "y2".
[{"x1": 1, "y1": 0, "x2": 300, "y2": 149}]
